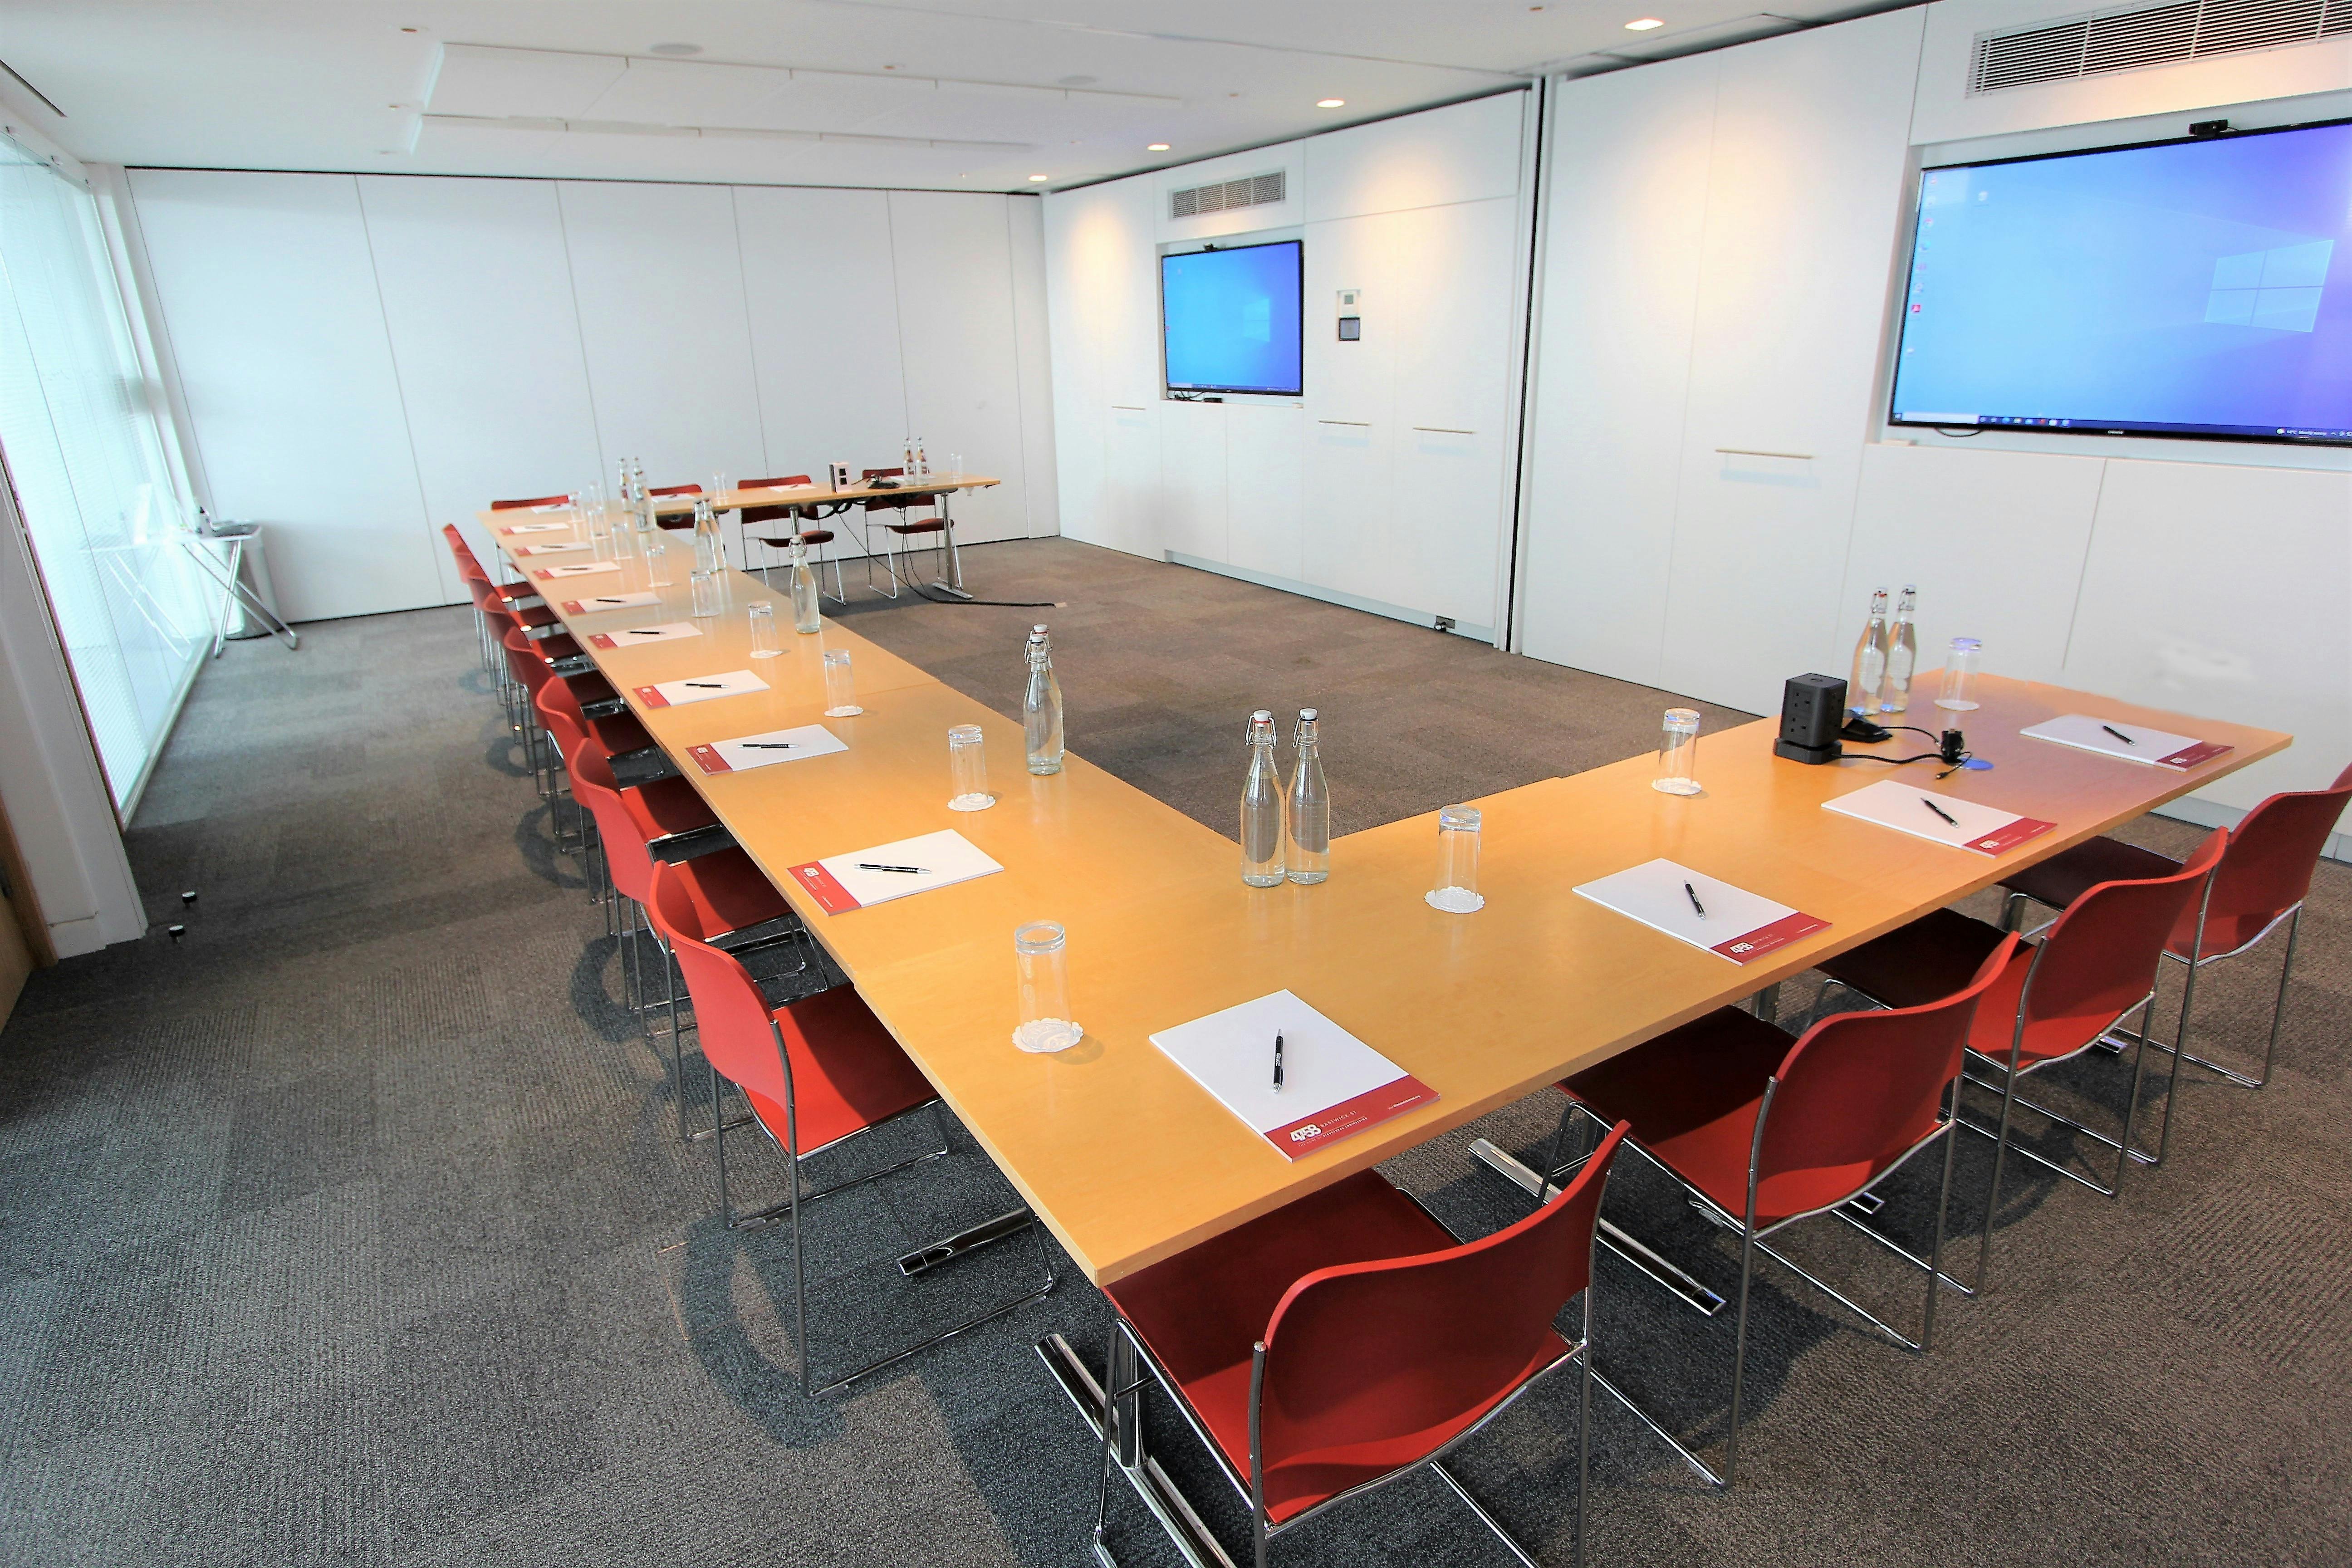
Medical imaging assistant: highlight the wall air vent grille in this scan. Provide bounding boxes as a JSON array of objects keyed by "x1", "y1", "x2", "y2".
[
  {"x1": 1973, "y1": 0, "x2": 2351, "y2": 92},
  {"x1": 1169, "y1": 171, "x2": 1285, "y2": 220}
]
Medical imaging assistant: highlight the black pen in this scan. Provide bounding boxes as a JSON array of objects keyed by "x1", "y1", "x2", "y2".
[
  {"x1": 685, "y1": 681, "x2": 725, "y2": 688},
  {"x1": 1272, "y1": 1031, "x2": 1284, "y2": 1094},
  {"x1": 740, "y1": 742, "x2": 798, "y2": 750},
  {"x1": 855, "y1": 862, "x2": 929, "y2": 873},
  {"x1": 590, "y1": 596, "x2": 628, "y2": 604},
  {"x1": 624, "y1": 628, "x2": 665, "y2": 636},
  {"x1": 2101, "y1": 724, "x2": 2136, "y2": 746},
  {"x1": 1684, "y1": 881, "x2": 1706, "y2": 919},
  {"x1": 1921, "y1": 796, "x2": 1959, "y2": 825}
]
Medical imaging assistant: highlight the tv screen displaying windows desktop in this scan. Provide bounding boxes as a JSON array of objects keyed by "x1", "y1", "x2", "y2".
[
  {"x1": 1162, "y1": 240, "x2": 1303, "y2": 397},
  {"x1": 1888, "y1": 118, "x2": 2352, "y2": 446}
]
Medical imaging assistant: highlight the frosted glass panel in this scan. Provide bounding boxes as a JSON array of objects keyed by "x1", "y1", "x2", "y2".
[{"x1": 0, "y1": 136, "x2": 204, "y2": 808}]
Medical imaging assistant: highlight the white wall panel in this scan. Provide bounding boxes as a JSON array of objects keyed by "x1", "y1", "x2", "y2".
[
  {"x1": 1102, "y1": 403, "x2": 1164, "y2": 559},
  {"x1": 735, "y1": 185, "x2": 908, "y2": 527},
  {"x1": 887, "y1": 190, "x2": 1031, "y2": 546},
  {"x1": 1841, "y1": 443, "x2": 2107, "y2": 687},
  {"x1": 1044, "y1": 175, "x2": 1158, "y2": 555},
  {"x1": 1224, "y1": 403, "x2": 1305, "y2": 581},
  {"x1": 1006, "y1": 196, "x2": 1060, "y2": 539},
  {"x1": 1303, "y1": 92, "x2": 1523, "y2": 223},
  {"x1": 358, "y1": 174, "x2": 603, "y2": 587},
  {"x1": 2061, "y1": 459, "x2": 2352, "y2": 813},
  {"x1": 1156, "y1": 401, "x2": 1228, "y2": 562},
  {"x1": 1657, "y1": 7, "x2": 1927, "y2": 715},
  {"x1": 1517, "y1": 52, "x2": 1719, "y2": 685},
  {"x1": 557, "y1": 180, "x2": 768, "y2": 491},
  {"x1": 127, "y1": 168, "x2": 441, "y2": 622}
]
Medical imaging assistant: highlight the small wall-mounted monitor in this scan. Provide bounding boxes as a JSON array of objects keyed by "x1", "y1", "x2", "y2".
[
  {"x1": 1887, "y1": 118, "x2": 2352, "y2": 446},
  {"x1": 1162, "y1": 240, "x2": 1304, "y2": 397}
]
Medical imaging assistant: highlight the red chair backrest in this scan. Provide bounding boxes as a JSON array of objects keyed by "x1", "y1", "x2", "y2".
[
  {"x1": 500, "y1": 625, "x2": 556, "y2": 700},
  {"x1": 2194, "y1": 762, "x2": 2352, "y2": 956},
  {"x1": 532, "y1": 679, "x2": 590, "y2": 762},
  {"x1": 491, "y1": 494, "x2": 569, "y2": 510},
  {"x1": 1254, "y1": 1123, "x2": 1629, "y2": 1491},
  {"x1": 1754, "y1": 934, "x2": 2019, "y2": 1225},
  {"x1": 861, "y1": 467, "x2": 930, "y2": 515},
  {"x1": 2021, "y1": 828, "x2": 2226, "y2": 1055},
  {"x1": 741, "y1": 475, "x2": 814, "y2": 533},
  {"x1": 649, "y1": 482, "x2": 703, "y2": 529},
  {"x1": 559, "y1": 733, "x2": 656, "y2": 904},
  {"x1": 648, "y1": 858, "x2": 789, "y2": 1100}
]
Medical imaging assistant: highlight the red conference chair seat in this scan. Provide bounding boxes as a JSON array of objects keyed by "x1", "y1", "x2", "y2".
[
  {"x1": 1106, "y1": 1171, "x2": 1495, "y2": 1523},
  {"x1": 754, "y1": 528, "x2": 834, "y2": 548},
  {"x1": 649, "y1": 482, "x2": 703, "y2": 529},
  {"x1": 694, "y1": 976, "x2": 934, "y2": 1160},
  {"x1": 491, "y1": 493, "x2": 570, "y2": 510},
  {"x1": 885, "y1": 517, "x2": 947, "y2": 536},
  {"x1": 534, "y1": 675, "x2": 649, "y2": 758},
  {"x1": 625, "y1": 774, "x2": 723, "y2": 841}
]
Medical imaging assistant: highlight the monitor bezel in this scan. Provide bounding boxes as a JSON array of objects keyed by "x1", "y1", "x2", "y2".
[
  {"x1": 1886, "y1": 114, "x2": 2352, "y2": 450},
  {"x1": 1160, "y1": 238, "x2": 1306, "y2": 400}
]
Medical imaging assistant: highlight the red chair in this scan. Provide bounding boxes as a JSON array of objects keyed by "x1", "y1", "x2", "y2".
[
  {"x1": 1090, "y1": 1124, "x2": 1628, "y2": 1568},
  {"x1": 562, "y1": 730, "x2": 801, "y2": 1144},
  {"x1": 1820, "y1": 832, "x2": 2225, "y2": 1282},
  {"x1": 1556, "y1": 937, "x2": 2016, "y2": 1486},
  {"x1": 648, "y1": 858, "x2": 1055, "y2": 1396},
  {"x1": 858, "y1": 467, "x2": 955, "y2": 597},
  {"x1": 490, "y1": 493, "x2": 570, "y2": 510},
  {"x1": 647, "y1": 482, "x2": 704, "y2": 531},
  {"x1": 1999, "y1": 762, "x2": 2351, "y2": 1150},
  {"x1": 739, "y1": 474, "x2": 844, "y2": 603}
]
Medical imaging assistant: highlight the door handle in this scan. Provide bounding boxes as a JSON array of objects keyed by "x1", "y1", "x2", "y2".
[{"x1": 1714, "y1": 447, "x2": 1813, "y2": 461}]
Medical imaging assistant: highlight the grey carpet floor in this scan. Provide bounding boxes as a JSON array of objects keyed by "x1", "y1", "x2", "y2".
[{"x1": 1, "y1": 538, "x2": 2345, "y2": 1568}]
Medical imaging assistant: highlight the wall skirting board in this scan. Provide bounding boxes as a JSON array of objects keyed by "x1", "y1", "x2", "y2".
[{"x1": 1164, "y1": 553, "x2": 1496, "y2": 642}]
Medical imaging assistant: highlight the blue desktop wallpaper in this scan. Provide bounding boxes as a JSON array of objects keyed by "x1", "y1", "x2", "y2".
[
  {"x1": 1162, "y1": 242, "x2": 1303, "y2": 395},
  {"x1": 1889, "y1": 122, "x2": 2352, "y2": 439}
]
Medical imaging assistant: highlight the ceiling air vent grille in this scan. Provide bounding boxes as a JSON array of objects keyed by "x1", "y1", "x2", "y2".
[
  {"x1": 1169, "y1": 171, "x2": 1285, "y2": 220},
  {"x1": 1974, "y1": 0, "x2": 2350, "y2": 92}
]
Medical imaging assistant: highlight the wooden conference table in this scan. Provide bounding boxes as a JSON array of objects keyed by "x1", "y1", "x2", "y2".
[
  {"x1": 649, "y1": 475, "x2": 1000, "y2": 596},
  {"x1": 488, "y1": 501, "x2": 2290, "y2": 1294}
]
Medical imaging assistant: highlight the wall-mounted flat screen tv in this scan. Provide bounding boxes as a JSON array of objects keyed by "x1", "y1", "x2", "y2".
[
  {"x1": 1162, "y1": 240, "x2": 1303, "y2": 397},
  {"x1": 1888, "y1": 118, "x2": 2352, "y2": 446}
]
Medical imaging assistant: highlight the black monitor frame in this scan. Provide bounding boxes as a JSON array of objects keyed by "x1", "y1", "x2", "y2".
[{"x1": 1160, "y1": 238, "x2": 1306, "y2": 400}]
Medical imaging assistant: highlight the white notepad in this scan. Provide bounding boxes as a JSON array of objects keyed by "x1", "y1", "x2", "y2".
[
  {"x1": 1823, "y1": 778, "x2": 2055, "y2": 856},
  {"x1": 1575, "y1": 858, "x2": 1829, "y2": 965},
  {"x1": 634, "y1": 669, "x2": 767, "y2": 708},
  {"x1": 534, "y1": 560, "x2": 619, "y2": 580},
  {"x1": 501, "y1": 522, "x2": 570, "y2": 534},
  {"x1": 2019, "y1": 714, "x2": 2232, "y2": 771},
  {"x1": 687, "y1": 725, "x2": 847, "y2": 775},
  {"x1": 585, "y1": 621, "x2": 702, "y2": 650},
  {"x1": 560, "y1": 591, "x2": 660, "y2": 614},
  {"x1": 527, "y1": 502, "x2": 569, "y2": 513},
  {"x1": 518, "y1": 541, "x2": 590, "y2": 556},
  {"x1": 1149, "y1": 990, "x2": 1438, "y2": 1161},
  {"x1": 756, "y1": 483, "x2": 818, "y2": 494},
  {"x1": 787, "y1": 829, "x2": 1002, "y2": 913}
]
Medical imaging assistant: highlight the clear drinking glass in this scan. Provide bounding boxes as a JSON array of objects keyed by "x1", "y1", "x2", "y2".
[
  {"x1": 1011, "y1": 921, "x2": 1082, "y2": 1053},
  {"x1": 941, "y1": 452, "x2": 963, "y2": 480},
  {"x1": 644, "y1": 533, "x2": 671, "y2": 586},
  {"x1": 1653, "y1": 708, "x2": 1702, "y2": 795},
  {"x1": 947, "y1": 724, "x2": 995, "y2": 811},
  {"x1": 823, "y1": 649, "x2": 862, "y2": 715},
  {"x1": 1935, "y1": 637, "x2": 1983, "y2": 712},
  {"x1": 746, "y1": 600, "x2": 779, "y2": 657},
  {"x1": 1426, "y1": 804, "x2": 1485, "y2": 913},
  {"x1": 690, "y1": 568, "x2": 722, "y2": 619},
  {"x1": 710, "y1": 471, "x2": 732, "y2": 507}
]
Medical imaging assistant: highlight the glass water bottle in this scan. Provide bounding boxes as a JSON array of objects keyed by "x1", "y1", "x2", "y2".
[
  {"x1": 1023, "y1": 625, "x2": 1065, "y2": 776},
  {"x1": 789, "y1": 537, "x2": 822, "y2": 633},
  {"x1": 1240, "y1": 710, "x2": 1286, "y2": 887},
  {"x1": 1847, "y1": 587, "x2": 1890, "y2": 721},
  {"x1": 1882, "y1": 585, "x2": 1918, "y2": 714},
  {"x1": 1284, "y1": 709, "x2": 1330, "y2": 884},
  {"x1": 691, "y1": 497, "x2": 724, "y2": 576}
]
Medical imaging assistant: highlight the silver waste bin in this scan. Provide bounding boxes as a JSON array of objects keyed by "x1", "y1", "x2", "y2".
[{"x1": 201, "y1": 521, "x2": 281, "y2": 639}]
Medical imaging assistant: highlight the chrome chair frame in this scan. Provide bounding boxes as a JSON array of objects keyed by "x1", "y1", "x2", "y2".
[
  {"x1": 1544, "y1": 1074, "x2": 1962, "y2": 1488},
  {"x1": 707, "y1": 998, "x2": 1057, "y2": 1397},
  {"x1": 1083, "y1": 1183, "x2": 1597, "y2": 1568}
]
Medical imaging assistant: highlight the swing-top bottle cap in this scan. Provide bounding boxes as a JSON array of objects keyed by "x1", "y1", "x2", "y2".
[{"x1": 1298, "y1": 707, "x2": 1318, "y2": 721}]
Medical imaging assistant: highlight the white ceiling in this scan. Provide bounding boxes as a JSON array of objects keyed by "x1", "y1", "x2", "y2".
[{"x1": 0, "y1": 1, "x2": 1916, "y2": 192}]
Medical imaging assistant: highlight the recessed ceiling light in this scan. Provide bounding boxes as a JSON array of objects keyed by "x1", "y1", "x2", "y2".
[
  {"x1": 1147, "y1": 142, "x2": 1171, "y2": 152},
  {"x1": 1029, "y1": 174, "x2": 1050, "y2": 182},
  {"x1": 1058, "y1": 74, "x2": 1098, "y2": 88},
  {"x1": 1316, "y1": 98, "x2": 1346, "y2": 108},
  {"x1": 1624, "y1": 17, "x2": 1666, "y2": 29},
  {"x1": 397, "y1": 25, "x2": 423, "y2": 34},
  {"x1": 648, "y1": 41, "x2": 703, "y2": 56}
]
